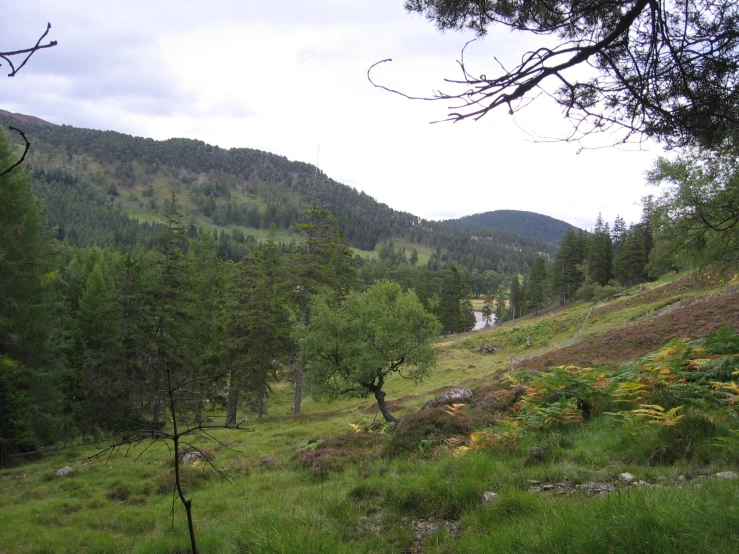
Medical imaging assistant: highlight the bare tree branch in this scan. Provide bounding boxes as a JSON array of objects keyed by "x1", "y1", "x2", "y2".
[
  {"x1": 383, "y1": 1, "x2": 739, "y2": 150},
  {"x1": 0, "y1": 126, "x2": 30, "y2": 178},
  {"x1": 0, "y1": 23, "x2": 57, "y2": 77}
]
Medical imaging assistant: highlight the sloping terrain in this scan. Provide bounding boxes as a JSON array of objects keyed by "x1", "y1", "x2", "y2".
[
  {"x1": 440, "y1": 209, "x2": 577, "y2": 245},
  {"x1": 2, "y1": 272, "x2": 738, "y2": 553},
  {"x1": 521, "y1": 284, "x2": 739, "y2": 370},
  {"x1": 1, "y1": 110, "x2": 555, "y2": 269}
]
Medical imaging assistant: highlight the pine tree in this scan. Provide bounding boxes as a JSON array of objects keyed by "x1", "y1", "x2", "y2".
[
  {"x1": 412, "y1": 266, "x2": 430, "y2": 309},
  {"x1": 494, "y1": 288, "x2": 507, "y2": 323},
  {"x1": 526, "y1": 255, "x2": 549, "y2": 315},
  {"x1": 612, "y1": 215, "x2": 627, "y2": 258},
  {"x1": 222, "y1": 230, "x2": 292, "y2": 424},
  {"x1": 552, "y1": 228, "x2": 585, "y2": 305},
  {"x1": 290, "y1": 208, "x2": 355, "y2": 415},
  {"x1": 439, "y1": 266, "x2": 465, "y2": 334},
  {"x1": 614, "y1": 224, "x2": 649, "y2": 286},
  {"x1": 509, "y1": 275, "x2": 523, "y2": 320},
  {"x1": 481, "y1": 294, "x2": 494, "y2": 327},
  {"x1": 588, "y1": 213, "x2": 614, "y2": 286},
  {"x1": 0, "y1": 129, "x2": 64, "y2": 459}
]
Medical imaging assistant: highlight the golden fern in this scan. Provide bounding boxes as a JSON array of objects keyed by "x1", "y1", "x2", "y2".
[{"x1": 630, "y1": 404, "x2": 684, "y2": 426}]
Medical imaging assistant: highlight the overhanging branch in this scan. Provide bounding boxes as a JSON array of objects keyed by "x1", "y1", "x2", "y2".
[{"x1": 0, "y1": 23, "x2": 57, "y2": 77}]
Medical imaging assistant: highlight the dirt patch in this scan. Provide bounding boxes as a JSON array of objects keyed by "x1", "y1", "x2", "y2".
[{"x1": 519, "y1": 290, "x2": 739, "y2": 371}]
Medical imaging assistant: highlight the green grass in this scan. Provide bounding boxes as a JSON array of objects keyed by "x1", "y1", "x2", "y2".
[
  {"x1": 2, "y1": 271, "x2": 739, "y2": 553},
  {"x1": 356, "y1": 238, "x2": 436, "y2": 265}
]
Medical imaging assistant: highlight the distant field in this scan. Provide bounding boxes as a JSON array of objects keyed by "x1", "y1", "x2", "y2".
[{"x1": 356, "y1": 238, "x2": 436, "y2": 265}]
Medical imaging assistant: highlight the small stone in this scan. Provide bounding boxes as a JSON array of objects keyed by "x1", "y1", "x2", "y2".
[
  {"x1": 421, "y1": 388, "x2": 473, "y2": 410},
  {"x1": 634, "y1": 480, "x2": 648, "y2": 487},
  {"x1": 56, "y1": 466, "x2": 72, "y2": 477},
  {"x1": 619, "y1": 472, "x2": 635, "y2": 483},
  {"x1": 677, "y1": 475, "x2": 686, "y2": 481},
  {"x1": 181, "y1": 452, "x2": 203, "y2": 464},
  {"x1": 656, "y1": 476, "x2": 667, "y2": 482},
  {"x1": 714, "y1": 471, "x2": 739, "y2": 479},
  {"x1": 528, "y1": 480, "x2": 542, "y2": 485},
  {"x1": 482, "y1": 491, "x2": 498, "y2": 504}
]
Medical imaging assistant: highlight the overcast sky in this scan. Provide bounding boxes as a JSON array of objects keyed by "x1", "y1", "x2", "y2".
[{"x1": 3, "y1": 1, "x2": 664, "y2": 229}]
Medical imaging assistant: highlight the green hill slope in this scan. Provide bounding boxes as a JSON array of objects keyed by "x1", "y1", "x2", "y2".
[
  {"x1": 440, "y1": 209, "x2": 578, "y2": 245},
  {"x1": 1, "y1": 111, "x2": 554, "y2": 271},
  {"x1": 2, "y1": 272, "x2": 738, "y2": 553}
]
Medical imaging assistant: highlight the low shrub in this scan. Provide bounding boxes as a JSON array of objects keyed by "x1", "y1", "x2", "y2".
[
  {"x1": 384, "y1": 407, "x2": 477, "y2": 458},
  {"x1": 293, "y1": 447, "x2": 369, "y2": 475}
]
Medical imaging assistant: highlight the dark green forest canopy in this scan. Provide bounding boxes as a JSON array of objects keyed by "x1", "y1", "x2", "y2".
[
  {"x1": 440, "y1": 209, "x2": 577, "y2": 245},
  {"x1": 0, "y1": 111, "x2": 554, "y2": 272},
  {"x1": 0, "y1": 111, "x2": 418, "y2": 251}
]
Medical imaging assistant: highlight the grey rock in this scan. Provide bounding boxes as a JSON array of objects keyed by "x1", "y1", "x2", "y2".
[
  {"x1": 634, "y1": 480, "x2": 648, "y2": 487},
  {"x1": 656, "y1": 476, "x2": 667, "y2": 482},
  {"x1": 56, "y1": 466, "x2": 73, "y2": 477},
  {"x1": 714, "y1": 471, "x2": 739, "y2": 479},
  {"x1": 482, "y1": 491, "x2": 498, "y2": 504},
  {"x1": 421, "y1": 388, "x2": 473, "y2": 410},
  {"x1": 181, "y1": 452, "x2": 203, "y2": 464},
  {"x1": 619, "y1": 472, "x2": 635, "y2": 483}
]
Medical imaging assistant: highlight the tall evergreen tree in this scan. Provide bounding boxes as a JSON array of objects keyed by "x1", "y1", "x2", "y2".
[
  {"x1": 222, "y1": 231, "x2": 292, "y2": 424},
  {"x1": 552, "y1": 228, "x2": 585, "y2": 305},
  {"x1": 611, "y1": 215, "x2": 627, "y2": 258},
  {"x1": 526, "y1": 255, "x2": 549, "y2": 315},
  {"x1": 588, "y1": 213, "x2": 614, "y2": 286},
  {"x1": 439, "y1": 266, "x2": 473, "y2": 334},
  {"x1": 509, "y1": 275, "x2": 523, "y2": 320},
  {"x1": 614, "y1": 224, "x2": 650, "y2": 286},
  {"x1": 290, "y1": 208, "x2": 355, "y2": 415},
  {"x1": 0, "y1": 129, "x2": 64, "y2": 459}
]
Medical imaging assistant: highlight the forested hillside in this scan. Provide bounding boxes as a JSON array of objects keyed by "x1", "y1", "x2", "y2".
[
  {"x1": 441, "y1": 209, "x2": 576, "y2": 244},
  {"x1": 0, "y1": 110, "x2": 553, "y2": 273}
]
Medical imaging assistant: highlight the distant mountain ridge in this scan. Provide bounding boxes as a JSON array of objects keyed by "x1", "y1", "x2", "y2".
[
  {"x1": 440, "y1": 210, "x2": 577, "y2": 245},
  {"x1": 0, "y1": 109, "x2": 58, "y2": 128},
  {"x1": 1, "y1": 110, "x2": 557, "y2": 270}
]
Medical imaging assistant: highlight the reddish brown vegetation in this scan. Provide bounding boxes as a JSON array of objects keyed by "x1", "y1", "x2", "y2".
[{"x1": 520, "y1": 290, "x2": 739, "y2": 371}]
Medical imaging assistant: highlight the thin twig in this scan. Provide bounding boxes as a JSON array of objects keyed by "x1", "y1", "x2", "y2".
[
  {"x1": 0, "y1": 126, "x2": 30, "y2": 178},
  {"x1": 0, "y1": 23, "x2": 57, "y2": 77}
]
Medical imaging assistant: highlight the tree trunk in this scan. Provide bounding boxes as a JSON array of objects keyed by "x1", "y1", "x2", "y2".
[
  {"x1": 153, "y1": 396, "x2": 161, "y2": 427},
  {"x1": 256, "y1": 382, "x2": 266, "y2": 419},
  {"x1": 225, "y1": 386, "x2": 240, "y2": 427},
  {"x1": 373, "y1": 387, "x2": 397, "y2": 424},
  {"x1": 168, "y1": 381, "x2": 198, "y2": 554},
  {"x1": 293, "y1": 364, "x2": 304, "y2": 415}
]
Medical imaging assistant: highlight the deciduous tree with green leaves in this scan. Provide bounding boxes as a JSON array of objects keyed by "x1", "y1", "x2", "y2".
[{"x1": 299, "y1": 280, "x2": 441, "y2": 424}]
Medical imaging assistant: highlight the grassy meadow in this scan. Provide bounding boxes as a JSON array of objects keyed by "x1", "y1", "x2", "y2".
[{"x1": 2, "y1": 272, "x2": 739, "y2": 553}]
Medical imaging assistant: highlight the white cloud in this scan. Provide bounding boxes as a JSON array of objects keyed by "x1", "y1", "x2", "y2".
[{"x1": 2, "y1": 1, "x2": 662, "y2": 230}]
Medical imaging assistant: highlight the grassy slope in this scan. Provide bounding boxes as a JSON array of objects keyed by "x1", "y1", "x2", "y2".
[{"x1": 2, "y1": 272, "x2": 739, "y2": 553}]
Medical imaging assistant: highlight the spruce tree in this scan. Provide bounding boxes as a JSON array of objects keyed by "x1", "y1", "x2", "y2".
[
  {"x1": 290, "y1": 208, "x2": 355, "y2": 414},
  {"x1": 509, "y1": 275, "x2": 523, "y2": 319},
  {"x1": 588, "y1": 213, "x2": 614, "y2": 286},
  {"x1": 0, "y1": 129, "x2": 63, "y2": 458},
  {"x1": 552, "y1": 228, "x2": 585, "y2": 305},
  {"x1": 222, "y1": 230, "x2": 292, "y2": 424},
  {"x1": 526, "y1": 255, "x2": 549, "y2": 315}
]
